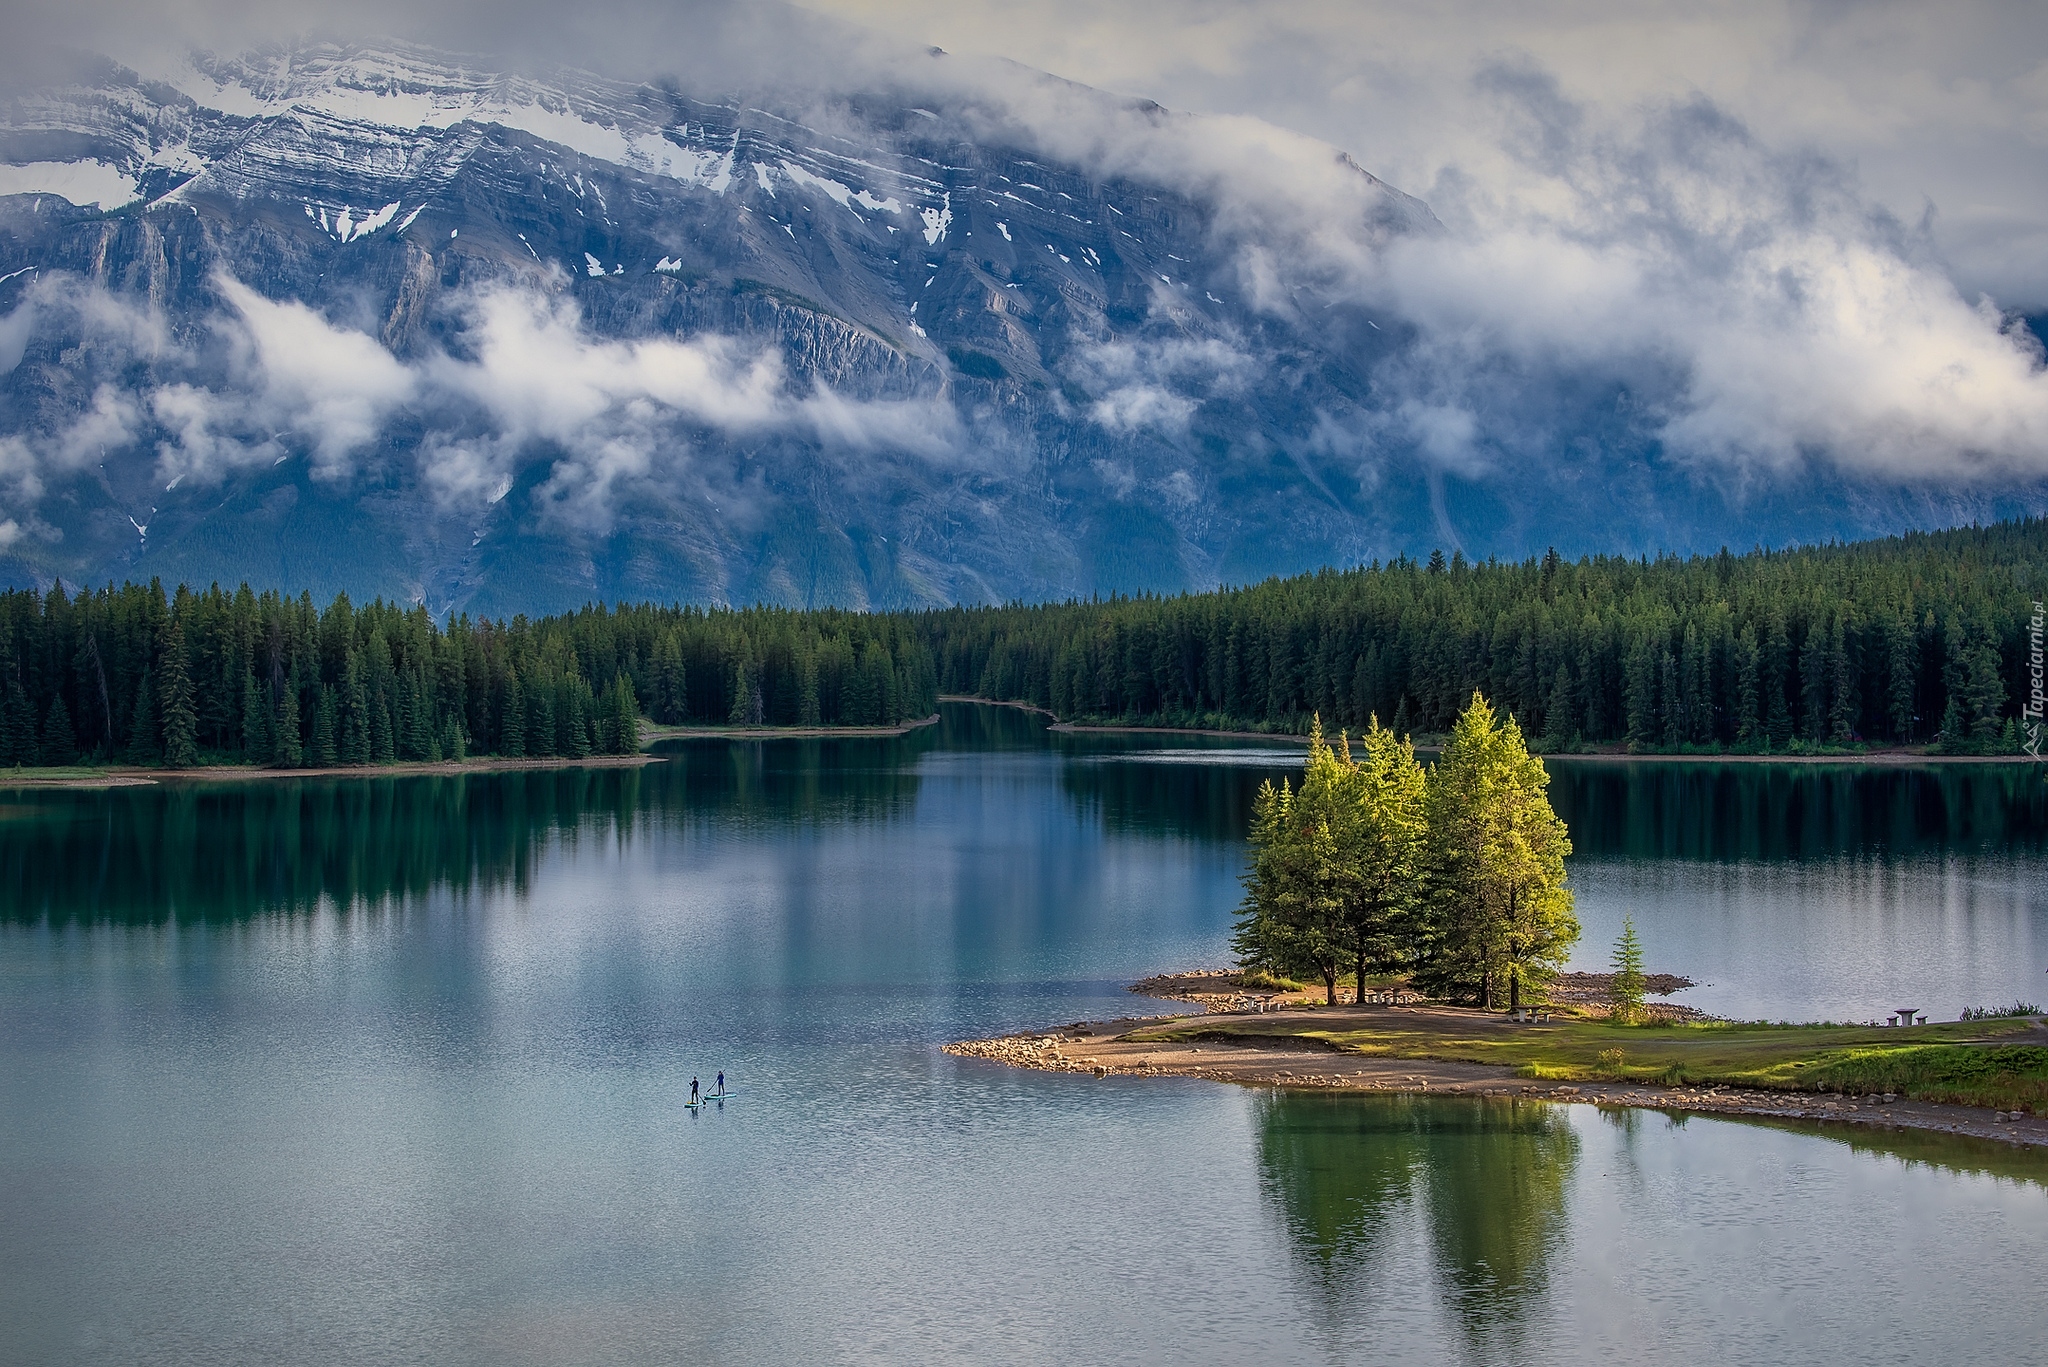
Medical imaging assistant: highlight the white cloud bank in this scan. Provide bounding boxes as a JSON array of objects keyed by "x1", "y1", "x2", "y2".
[
  {"x1": 0, "y1": 271, "x2": 963, "y2": 535},
  {"x1": 807, "y1": 0, "x2": 2048, "y2": 482}
]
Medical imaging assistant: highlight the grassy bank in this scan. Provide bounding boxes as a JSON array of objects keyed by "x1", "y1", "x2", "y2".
[{"x1": 1128, "y1": 1010, "x2": 2048, "y2": 1111}]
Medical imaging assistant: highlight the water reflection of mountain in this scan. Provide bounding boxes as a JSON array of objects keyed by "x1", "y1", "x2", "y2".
[
  {"x1": 1, "y1": 741, "x2": 930, "y2": 925},
  {"x1": 1256, "y1": 1093, "x2": 1578, "y2": 1355},
  {"x1": 1547, "y1": 761, "x2": 2048, "y2": 862}
]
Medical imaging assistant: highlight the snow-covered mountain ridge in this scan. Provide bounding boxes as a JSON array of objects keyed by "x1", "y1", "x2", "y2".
[{"x1": 0, "y1": 40, "x2": 2029, "y2": 612}]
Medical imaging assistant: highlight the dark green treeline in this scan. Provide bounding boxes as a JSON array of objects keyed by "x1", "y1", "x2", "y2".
[
  {"x1": 3, "y1": 519, "x2": 2039, "y2": 767},
  {"x1": 923, "y1": 520, "x2": 2048, "y2": 753},
  {"x1": 0, "y1": 584, "x2": 938, "y2": 769}
]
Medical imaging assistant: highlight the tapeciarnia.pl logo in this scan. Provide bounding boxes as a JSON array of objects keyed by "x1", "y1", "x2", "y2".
[{"x1": 2026, "y1": 600, "x2": 2046, "y2": 760}]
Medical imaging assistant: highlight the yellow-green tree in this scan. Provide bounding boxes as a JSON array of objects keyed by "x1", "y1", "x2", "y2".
[
  {"x1": 1236, "y1": 716, "x2": 1429, "y2": 1005},
  {"x1": 1418, "y1": 693, "x2": 1577, "y2": 1007},
  {"x1": 1233, "y1": 719, "x2": 1352, "y2": 1003},
  {"x1": 1334, "y1": 717, "x2": 1430, "y2": 998}
]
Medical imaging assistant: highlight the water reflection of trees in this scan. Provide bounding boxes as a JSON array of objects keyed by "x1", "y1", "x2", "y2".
[
  {"x1": 1046, "y1": 746, "x2": 2048, "y2": 860},
  {"x1": 1256, "y1": 1092, "x2": 1578, "y2": 1355},
  {"x1": 1547, "y1": 762, "x2": 2048, "y2": 862},
  {"x1": 1056, "y1": 754, "x2": 1286, "y2": 841},
  {"x1": 1, "y1": 739, "x2": 930, "y2": 925}
]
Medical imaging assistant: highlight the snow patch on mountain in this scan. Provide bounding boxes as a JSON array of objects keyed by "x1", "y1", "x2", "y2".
[{"x1": 0, "y1": 162, "x2": 140, "y2": 210}]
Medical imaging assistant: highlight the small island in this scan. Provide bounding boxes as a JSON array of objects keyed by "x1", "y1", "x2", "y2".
[{"x1": 949, "y1": 693, "x2": 2048, "y2": 1148}]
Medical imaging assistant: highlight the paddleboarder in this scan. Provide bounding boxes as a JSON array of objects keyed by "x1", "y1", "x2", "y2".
[
  {"x1": 690, "y1": 1076, "x2": 700, "y2": 1105},
  {"x1": 716, "y1": 1071, "x2": 725, "y2": 1096}
]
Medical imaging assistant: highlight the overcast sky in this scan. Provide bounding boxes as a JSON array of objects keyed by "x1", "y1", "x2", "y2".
[{"x1": 797, "y1": 0, "x2": 2048, "y2": 310}]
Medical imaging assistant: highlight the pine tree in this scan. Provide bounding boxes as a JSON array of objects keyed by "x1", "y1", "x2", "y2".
[
  {"x1": 1734, "y1": 626, "x2": 1761, "y2": 748},
  {"x1": 653, "y1": 631, "x2": 686, "y2": 723},
  {"x1": 1609, "y1": 916, "x2": 1646, "y2": 1024},
  {"x1": 1232, "y1": 717, "x2": 1350, "y2": 1004},
  {"x1": 124, "y1": 670, "x2": 158, "y2": 764},
  {"x1": 273, "y1": 684, "x2": 303, "y2": 768},
  {"x1": 1763, "y1": 610, "x2": 1793, "y2": 750},
  {"x1": 1887, "y1": 612, "x2": 1918, "y2": 741},
  {"x1": 1956, "y1": 623, "x2": 2007, "y2": 749},
  {"x1": 311, "y1": 685, "x2": 338, "y2": 766},
  {"x1": 439, "y1": 714, "x2": 466, "y2": 762},
  {"x1": 158, "y1": 619, "x2": 198, "y2": 768},
  {"x1": 1341, "y1": 717, "x2": 1430, "y2": 1001},
  {"x1": 563, "y1": 675, "x2": 592, "y2": 757},
  {"x1": 1623, "y1": 637, "x2": 1657, "y2": 753},
  {"x1": 499, "y1": 669, "x2": 526, "y2": 757},
  {"x1": 1827, "y1": 615, "x2": 1858, "y2": 744},
  {"x1": 1541, "y1": 666, "x2": 1574, "y2": 753},
  {"x1": 405, "y1": 671, "x2": 433, "y2": 760},
  {"x1": 606, "y1": 675, "x2": 640, "y2": 753},
  {"x1": 370, "y1": 691, "x2": 396, "y2": 764},
  {"x1": 527, "y1": 677, "x2": 556, "y2": 757},
  {"x1": 1659, "y1": 648, "x2": 1682, "y2": 749},
  {"x1": 39, "y1": 695, "x2": 80, "y2": 766},
  {"x1": 1416, "y1": 693, "x2": 1577, "y2": 1009},
  {"x1": 241, "y1": 670, "x2": 269, "y2": 758},
  {"x1": 0, "y1": 681, "x2": 34, "y2": 765},
  {"x1": 340, "y1": 653, "x2": 371, "y2": 765},
  {"x1": 1799, "y1": 614, "x2": 1829, "y2": 742},
  {"x1": 728, "y1": 653, "x2": 752, "y2": 725},
  {"x1": 798, "y1": 647, "x2": 821, "y2": 726}
]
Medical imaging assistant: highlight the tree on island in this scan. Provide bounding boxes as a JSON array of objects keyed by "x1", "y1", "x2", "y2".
[
  {"x1": 1338, "y1": 718, "x2": 1430, "y2": 1001},
  {"x1": 1234, "y1": 721, "x2": 1353, "y2": 1004},
  {"x1": 1237, "y1": 693, "x2": 1578, "y2": 1011},
  {"x1": 1234, "y1": 716, "x2": 1431, "y2": 1006},
  {"x1": 1609, "y1": 917, "x2": 1647, "y2": 1023},
  {"x1": 1416, "y1": 693, "x2": 1577, "y2": 1009}
]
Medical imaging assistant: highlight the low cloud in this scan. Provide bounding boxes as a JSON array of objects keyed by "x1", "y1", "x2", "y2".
[
  {"x1": 1, "y1": 269, "x2": 975, "y2": 537},
  {"x1": 216, "y1": 276, "x2": 417, "y2": 478},
  {"x1": 1356, "y1": 77, "x2": 2048, "y2": 480},
  {"x1": 1068, "y1": 336, "x2": 1254, "y2": 436}
]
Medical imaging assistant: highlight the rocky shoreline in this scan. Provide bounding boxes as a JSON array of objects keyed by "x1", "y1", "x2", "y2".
[{"x1": 944, "y1": 1012, "x2": 2048, "y2": 1151}]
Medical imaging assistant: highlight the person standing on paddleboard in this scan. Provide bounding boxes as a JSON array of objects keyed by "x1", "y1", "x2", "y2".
[
  {"x1": 716, "y1": 1072, "x2": 725, "y2": 1096},
  {"x1": 690, "y1": 1077, "x2": 700, "y2": 1104}
]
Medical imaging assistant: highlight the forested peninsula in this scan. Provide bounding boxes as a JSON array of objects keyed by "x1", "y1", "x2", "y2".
[
  {"x1": 0, "y1": 519, "x2": 2041, "y2": 771},
  {"x1": 925, "y1": 519, "x2": 2045, "y2": 754}
]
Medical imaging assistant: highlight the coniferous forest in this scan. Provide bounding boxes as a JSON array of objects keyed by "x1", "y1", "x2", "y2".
[
  {"x1": 0, "y1": 519, "x2": 2041, "y2": 769},
  {"x1": 924, "y1": 520, "x2": 2047, "y2": 754},
  {"x1": 0, "y1": 588, "x2": 940, "y2": 769}
]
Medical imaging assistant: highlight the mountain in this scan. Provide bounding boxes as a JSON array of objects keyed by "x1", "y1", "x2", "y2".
[{"x1": 0, "y1": 38, "x2": 2035, "y2": 615}]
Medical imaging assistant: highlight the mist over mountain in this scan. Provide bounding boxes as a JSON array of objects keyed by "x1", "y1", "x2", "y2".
[{"x1": 3, "y1": 17, "x2": 2045, "y2": 614}]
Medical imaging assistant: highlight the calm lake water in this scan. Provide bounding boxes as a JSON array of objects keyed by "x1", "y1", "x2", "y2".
[{"x1": 1, "y1": 703, "x2": 2044, "y2": 1365}]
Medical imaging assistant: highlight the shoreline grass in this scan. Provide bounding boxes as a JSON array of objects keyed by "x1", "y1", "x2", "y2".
[{"x1": 1128, "y1": 1011, "x2": 2048, "y2": 1112}]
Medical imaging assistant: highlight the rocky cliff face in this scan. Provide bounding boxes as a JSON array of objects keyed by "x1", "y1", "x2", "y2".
[{"x1": 0, "y1": 41, "x2": 2022, "y2": 613}]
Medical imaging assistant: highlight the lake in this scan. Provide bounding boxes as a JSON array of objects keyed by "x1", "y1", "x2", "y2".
[{"x1": 1, "y1": 702, "x2": 2043, "y2": 1365}]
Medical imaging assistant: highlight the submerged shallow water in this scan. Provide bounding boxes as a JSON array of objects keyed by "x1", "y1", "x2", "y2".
[{"x1": 1, "y1": 704, "x2": 2044, "y2": 1365}]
